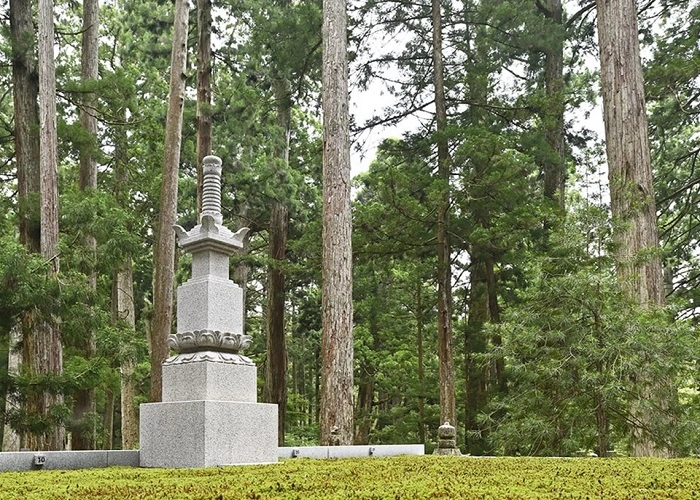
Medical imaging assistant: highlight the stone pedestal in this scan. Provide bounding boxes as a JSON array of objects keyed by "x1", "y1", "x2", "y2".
[
  {"x1": 140, "y1": 397, "x2": 277, "y2": 468},
  {"x1": 139, "y1": 156, "x2": 278, "y2": 468},
  {"x1": 140, "y1": 361, "x2": 278, "y2": 468}
]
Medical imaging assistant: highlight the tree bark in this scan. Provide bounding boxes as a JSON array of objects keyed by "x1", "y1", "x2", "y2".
[
  {"x1": 354, "y1": 271, "x2": 380, "y2": 445},
  {"x1": 541, "y1": 0, "x2": 566, "y2": 207},
  {"x1": 114, "y1": 257, "x2": 139, "y2": 449},
  {"x1": 10, "y1": 0, "x2": 40, "y2": 451},
  {"x1": 79, "y1": 0, "x2": 99, "y2": 193},
  {"x1": 263, "y1": 76, "x2": 291, "y2": 446},
  {"x1": 151, "y1": 0, "x2": 189, "y2": 402},
  {"x1": 465, "y1": 262, "x2": 488, "y2": 455},
  {"x1": 196, "y1": 0, "x2": 212, "y2": 214},
  {"x1": 32, "y1": 0, "x2": 64, "y2": 451},
  {"x1": 416, "y1": 280, "x2": 426, "y2": 445},
  {"x1": 432, "y1": 0, "x2": 456, "y2": 429},
  {"x1": 320, "y1": 0, "x2": 354, "y2": 446},
  {"x1": 264, "y1": 199, "x2": 289, "y2": 446},
  {"x1": 10, "y1": 0, "x2": 41, "y2": 254},
  {"x1": 2, "y1": 326, "x2": 21, "y2": 451},
  {"x1": 110, "y1": 110, "x2": 140, "y2": 449},
  {"x1": 596, "y1": 0, "x2": 667, "y2": 457},
  {"x1": 102, "y1": 387, "x2": 114, "y2": 450},
  {"x1": 72, "y1": 0, "x2": 100, "y2": 451}
]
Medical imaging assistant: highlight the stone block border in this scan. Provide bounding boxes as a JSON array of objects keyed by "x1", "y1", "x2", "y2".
[{"x1": 0, "y1": 444, "x2": 424, "y2": 472}]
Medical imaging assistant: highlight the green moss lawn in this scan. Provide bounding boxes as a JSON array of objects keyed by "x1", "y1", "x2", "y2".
[{"x1": 1, "y1": 456, "x2": 699, "y2": 499}]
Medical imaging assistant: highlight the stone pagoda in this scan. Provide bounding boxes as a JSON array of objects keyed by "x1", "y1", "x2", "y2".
[{"x1": 140, "y1": 156, "x2": 278, "y2": 468}]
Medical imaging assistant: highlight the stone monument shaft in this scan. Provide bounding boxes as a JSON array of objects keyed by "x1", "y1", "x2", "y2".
[{"x1": 167, "y1": 155, "x2": 252, "y2": 364}]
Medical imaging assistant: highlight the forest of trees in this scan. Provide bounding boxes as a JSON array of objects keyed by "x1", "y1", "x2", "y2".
[{"x1": 0, "y1": 0, "x2": 698, "y2": 457}]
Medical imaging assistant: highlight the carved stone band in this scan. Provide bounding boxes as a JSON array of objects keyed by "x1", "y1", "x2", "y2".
[
  {"x1": 163, "y1": 350, "x2": 254, "y2": 366},
  {"x1": 168, "y1": 330, "x2": 252, "y2": 354}
]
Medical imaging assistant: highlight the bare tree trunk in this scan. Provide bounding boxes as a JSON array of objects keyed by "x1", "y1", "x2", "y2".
[
  {"x1": 594, "y1": 311, "x2": 608, "y2": 455},
  {"x1": 151, "y1": 0, "x2": 189, "y2": 402},
  {"x1": 10, "y1": 0, "x2": 40, "y2": 451},
  {"x1": 596, "y1": 0, "x2": 668, "y2": 457},
  {"x1": 416, "y1": 281, "x2": 426, "y2": 445},
  {"x1": 264, "y1": 77, "x2": 291, "y2": 446},
  {"x1": 2, "y1": 326, "x2": 21, "y2": 451},
  {"x1": 110, "y1": 114, "x2": 140, "y2": 449},
  {"x1": 11, "y1": 0, "x2": 41, "y2": 254},
  {"x1": 196, "y1": 0, "x2": 212, "y2": 214},
  {"x1": 113, "y1": 258, "x2": 139, "y2": 448},
  {"x1": 31, "y1": 0, "x2": 64, "y2": 451},
  {"x1": 102, "y1": 387, "x2": 114, "y2": 450},
  {"x1": 320, "y1": 0, "x2": 353, "y2": 446},
  {"x1": 354, "y1": 375, "x2": 374, "y2": 445},
  {"x1": 539, "y1": 0, "x2": 566, "y2": 207},
  {"x1": 432, "y1": 0, "x2": 456, "y2": 429},
  {"x1": 485, "y1": 256, "x2": 504, "y2": 393},
  {"x1": 354, "y1": 272, "x2": 379, "y2": 445},
  {"x1": 465, "y1": 262, "x2": 488, "y2": 455},
  {"x1": 72, "y1": 0, "x2": 99, "y2": 451},
  {"x1": 79, "y1": 0, "x2": 99, "y2": 193},
  {"x1": 264, "y1": 199, "x2": 289, "y2": 446}
]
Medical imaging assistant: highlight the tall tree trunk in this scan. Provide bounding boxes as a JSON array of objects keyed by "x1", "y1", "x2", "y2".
[
  {"x1": 31, "y1": 0, "x2": 64, "y2": 451},
  {"x1": 354, "y1": 271, "x2": 380, "y2": 445},
  {"x1": 196, "y1": 0, "x2": 212, "y2": 214},
  {"x1": 9, "y1": 0, "x2": 40, "y2": 451},
  {"x1": 151, "y1": 0, "x2": 189, "y2": 402},
  {"x1": 485, "y1": 255, "x2": 504, "y2": 392},
  {"x1": 102, "y1": 387, "x2": 114, "y2": 450},
  {"x1": 596, "y1": 0, "x2": 667, "y2": 457},
  {"x1": 112, "y1": 114, "x2": 139, "y2": 449},
  {"x1": 539, "y1": 0, "x2": 566, "y2": 207},
  {"x1": 416, "y1": 280, "x2": 426, "y2": 445},
  {"x1": 11, "y1": 0, "x2": 41, "y2": 254},
  {"x1": 114, "y1": 258, "x2": 139, "y2": 449},
  {"x1": 432, "y1": 0, "x2": 456, "y2": 429},
  {"x1": 461, "y1": 6, "x2": 501, "y2": 454},
  {"x1": 72, "y1": 0, "x2": 100, "y2": 451},
  {"x1": 264, "y1": 199, "x2": 289, "y2": 445},
  {"x1": 320, "y1": 0, "x2": 353, "y2": 446},
  {"x1": 263, "y1": 77, "x2": 291, "y2": 447},
  {"x1": 354, "y1": 376, "x2": 374, "y2": 445},
  {"x1": 465, "y1": 262, "x2": 488, "y2": 455},
  {"x1": 2, "y1": 326, "x2": 21, "y2": 451},
  {"x1": 593, "y1": 312, "x2": 608, "y2": 455}
]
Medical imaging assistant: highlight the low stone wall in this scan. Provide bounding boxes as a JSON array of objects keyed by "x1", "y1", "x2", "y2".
[
  {"x1": 279, "y1": 444, "x2": 425, "y2": 459},
  {"x1": 0, "y1": 444, "x2": 424, "y2": 472},
  {"x1": 0, "y1": 450, "x2": 140, "y2": 471}
]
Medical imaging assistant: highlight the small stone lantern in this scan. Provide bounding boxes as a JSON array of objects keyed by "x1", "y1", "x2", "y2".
[{"x1": 433, "y1": 421, "x2": 462, "y2": 456}]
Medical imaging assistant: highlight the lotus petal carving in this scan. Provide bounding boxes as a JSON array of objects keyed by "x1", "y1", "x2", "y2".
[{"x1": 168, "y1": 330, "x2": 252, "y2": 354}]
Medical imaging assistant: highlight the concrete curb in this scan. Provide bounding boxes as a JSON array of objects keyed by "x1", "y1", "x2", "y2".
[
  {"x1": 0, "y1": 450, "x2": 140, "y2": 471},
  {"x1": 0, "y1": 444, "x2": 424, "y2": 472}
]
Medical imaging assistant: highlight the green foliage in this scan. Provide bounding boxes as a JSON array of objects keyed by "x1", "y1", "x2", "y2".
[
  {"x1": 481, "y1": 199, "x2": 700, "y2": 456},
  {"x1": 2, "y1": 457, "x2": 700, "y2": 498},
  {"x1": 0, "y1": 237, "x2": 57, "y2": 335}
]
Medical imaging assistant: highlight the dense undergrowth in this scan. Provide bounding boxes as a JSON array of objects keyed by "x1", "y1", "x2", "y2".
[{"x1": 0, "y1": 455, "x2": 699, "y2": 499}]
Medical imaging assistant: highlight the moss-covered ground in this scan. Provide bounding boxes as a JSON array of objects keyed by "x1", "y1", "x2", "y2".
[{"x1": 1, "y1": 455, "x2": 699, "y2": 499}]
